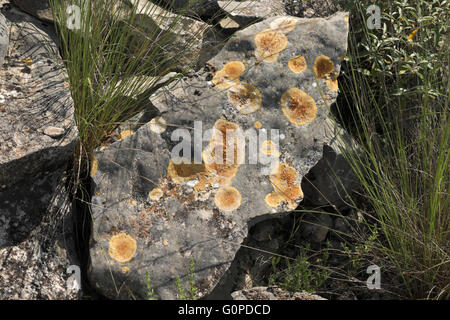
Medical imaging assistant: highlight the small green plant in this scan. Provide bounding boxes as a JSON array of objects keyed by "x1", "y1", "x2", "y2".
[
  {"x1": 268, "y1": 244, "x2": 329, "y2": 293},
  {"x1": 176, "y1": 258, "x2": 198, "y2": 300},
  {"x1": 146, "y1": 270, "x2": 157, "y2": 300}
]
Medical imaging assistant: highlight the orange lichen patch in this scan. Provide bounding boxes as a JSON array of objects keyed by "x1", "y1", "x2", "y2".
[
  {"x1": 214, "y1": 186, "x2": 242, "y2": 213},
  {"x1": 118, "y1": 129, "x2": 134, "y2": 140},
  {"x1": 260, "y1": 140, "x2": 280, "y2": 157},
  {"x1": 212, "y1": 61, "x2": 245, "y2": 90},
  {"x1": 266, "y1": 162, "x2": 303, "y2": 209},
  {"x1": 326, "y1": 75, "x2": 339, "y2": 92},
  {"x1": 202, "y1": 119, "x2": 245, "y2": 180},
  {"x1": 265, "y1": 192, "x2": 284, "y2": 208},
  {"x1": 227, "y1": 82, "x2": 262, "y2": 114},
  {"x1": 280, "y1": 88, "x2": 317, "y2": 126},
  {"x1": 270, "y1": 17, "x2": 298, "y2": 34},
  {"x1": 254, "y1": 121, "x2": 262, "y2": 129},
  {"x1": 149, "y1": 117, "x2": 167, "y2": 134},
  {"x1": 90, "y1": 155, "x2": 98, "y2": 177},
  {"x1": 288, "y1": 55, "x2": 307, "y2": 74},
  {"x1": 149, "y1": 187, "x2": 164, "y2": 201},
  {"x1": 254, "y1": 29, "x2": 288, "y2": 63},
  {"x1": 108, "y1": 232, "x2": 137, "y2": 263},
  {"x1": 121, "y1": 267, "x2": 130, "y2": 273},
  {"x1": 168, "y1": 158, "x2": 207, "y2": 183},
  {"x1": 313, "y1": 55, "x2": 335, "y2": 79}
]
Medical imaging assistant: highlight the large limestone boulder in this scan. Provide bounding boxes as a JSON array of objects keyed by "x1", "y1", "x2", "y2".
[
  {"x1": 88, "y1": 13, "x2": 349, "y2": 299},
  {"x1": 0, "y1": 7, "x2": 77, "y2": 188},
  {"x1": 0, "y1": 12, "x2": 7, "y2": 67}
]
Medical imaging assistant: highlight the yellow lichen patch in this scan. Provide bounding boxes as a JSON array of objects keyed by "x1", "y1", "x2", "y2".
[
  {"x1": 168, "y1": 158, "x2": 207, "y2": 183},
  {"x1": 265, "y1": 192, "x2": 284, "y2": 208},
  {"x1": 202, "y1": 119, "x2": 245, "y2": 180},
  {"x1": 260, "y1": 140, "x2": 280, "y2": 157},
  {"x1": 254, "y1": 29, "x2": 288, "y2": 63},
  {"x1": 163, "y1": 239, "x2": 169, "y2": 246},
  {"x1": 118, "y1": 129, "x2": 134, "y2": 140},
  {"x1": 313, "y1": 55, "x2": 335, "y2": 79},
  {"x1": 214, "y1": 186, "x2": 242, "y2": 213},
  {"x1": 227, "y1": 82, "x2": 262, "y2": 114},
  {"x1": 149, "y1": 188, "x2": 163, "y2": 201},
  {"x1": 212, "y1": 61, "x2": 245, "y2": 90},
  {"x1": 288, "y1": 55, "x2": 307, "y2": 74},
  {"x1": 280, "y1": 88, "x2": 317, "y2": 126},
  {"x1": 326, "y1": 74, "x2": 339, "y2": 92},
  {"x1": 108, "y1": 232, "x2": 137, "y2": 263},
  {"x1": 270, "y1": 17, "x2": 298, "y2": 34},
  {"x1": 266, "y1": 162, "x2": 303, "y2": 209},
  {"x1": 90, "y1": 155, "x2": 98, "y2": 177},
  {"x1": 149, "y1": 117, "x2": 167, "y2": 134},
  {"x1": 121, "y1": 267, "x2": 130, "y2": 273},
  {"x1": 254, "y1": 121, "x2": 262, "y2": 129},
  {"x1": 130, "y1": 199, "x2": 137, "y2": 206}
]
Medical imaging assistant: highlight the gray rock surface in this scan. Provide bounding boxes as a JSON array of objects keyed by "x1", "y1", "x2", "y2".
[
  {"x1": 12, "y1": 0, "x2": 53, "y2": 23},
  {"x1": 218, "y1": 1, "x2": 285, "y2": 27},
  {"x1": 88, "y1": 13, "x2": 349, "y2": 299},
  {"x1": 0, "y1": 169, "x2": 80, "y2": 299},
  {"x1": 231, "y1": 286, "x2": 326, "y2": 300},
  {"x1": 0, "y1": 7, "x2": 77, "y2": 188},
  {"x1": 0, "y1": 12, "x2": 7, "y2": 67},
  {"x1": 155, "y1": 0, "x2": 221, "y2": 18},
  {"x1": 302, "y1": 118, "x2": 360, "y2": 208}
]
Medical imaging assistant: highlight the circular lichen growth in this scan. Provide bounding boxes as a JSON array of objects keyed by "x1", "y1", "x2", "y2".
[
  {"x1": 149, "y1": 187, "x2": 164, "y2": 201},
  {"x1": 254, "y1": 121, "x2": 262, "y2": 129},
  {"x1": 118, "y1": 129, "x2": 134, "y2": 140},
  {"x1": 254, "y1": 29, "x2": 288, "y2": 63},
  {"x1": 212, "y1": 61, "x2": 245, "y2": 90},
  {"x1": 313, "y1": 55, "x2": 335, "y2": 79},
  {"x1": 280, "y1": 88, "x2": 317, "y2": 126},
  {"x1": 214, "y1": 186, "x2": 242, "y2": 213},
  {"x1": 326, "y1": 76, "x2": 339, "y2": 92},
  {"x1": 260, "y1": 140, "x2": 280, "y2": 157},
  {"x1": 90, "y1": 155, "x2": 98, "y2": 177},
  {"x1": 168, "y1": 158, "x2": 206, "y2": 183},
  {"x1": 265, "y1": 192, "x2": 284, "y2": 208},
  {"x1": 108, "y1": 232, "x2": 137, "y2": 263},
  {"x1": 288, "y1": 55, "x2": 307, "y2": 74},
  {"x1": 270, "y1": 17, "x2": 298, "y2": 34},
  {"x1": 265, "y1": 162, "x2": 303, "y2": 209},
  {"x1": 149, "y1": 117, "x2": 167, "y2": 134},
  {"x1": 227, "y1": 82, "x2": 262, "y2": 114},
  {"x1": 202, "y1": 119, "x2": 245, "y2": 179}
]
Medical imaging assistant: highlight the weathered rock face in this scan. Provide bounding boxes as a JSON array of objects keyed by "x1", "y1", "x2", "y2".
[
  {"x1": 301, "y1": 118, "x2": 360, "y2": 208},
  {"x1": 0, "y1": 7, "x2": 77, "y2": 187},
  {"x1": 12, "y1": 0, "x2": 53, "y2": 23},
  {"x1": 217, "y1": 1, "x2": 285, "y2": 27},
  {"x1": 88, "y1": 13, "x2": 349, "y2": 299},
  {"x1": 0, "y1": 5, "x2": 79, "y2": 300},
  {"x1": 0, "y1": 13, "x2": 7, "y2": 67},
  {"x1": 155, "y1": 0, "x2": 221, "y2": 19},
  {"x1": 231, "y1": 286, "x2": 326, "y2": 300},
  {"x1": 0, "y1": 169, "x2": 80, "y2": 299}
]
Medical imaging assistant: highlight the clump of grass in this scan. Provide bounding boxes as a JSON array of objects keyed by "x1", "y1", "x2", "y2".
[
  {"x1": 49, "y1": 0, "x2": 209, "y2": 179},
  {"x1": 268, "y1": 243, "x2": 329, "y2": 293},
  {"x1": 336, "y1": 0, "x2": 449, "y2": 299}
]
